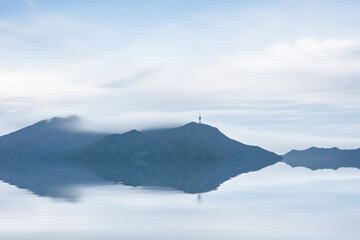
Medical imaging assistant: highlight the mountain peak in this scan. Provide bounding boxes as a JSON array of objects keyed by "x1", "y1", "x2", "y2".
[
  {"x1": 123, "y1": 129, "x2": 141, "y2": 136},
  {"x1": 181, "y1": 121, "x2": 220, "y2": 132}
]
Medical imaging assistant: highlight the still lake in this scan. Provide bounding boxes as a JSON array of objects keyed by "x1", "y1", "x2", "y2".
[{"x1": 0, "y1": 162, "x2": 359, "y2": 240}]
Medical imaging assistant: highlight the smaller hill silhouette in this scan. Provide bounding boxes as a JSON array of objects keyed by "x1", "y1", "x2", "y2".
[{"x1": 282, "y1": 147, "x2": 360, "y2": 170}]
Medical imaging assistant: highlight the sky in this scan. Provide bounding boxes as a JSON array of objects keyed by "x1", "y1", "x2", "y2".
[{"x1": 1, "y1": 0, "x2": 360, "y2": 154}]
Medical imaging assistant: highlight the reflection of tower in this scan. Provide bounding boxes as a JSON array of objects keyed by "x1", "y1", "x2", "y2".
[{"x1": 198, "y1": 109, "x2": 202, "y2": 124}]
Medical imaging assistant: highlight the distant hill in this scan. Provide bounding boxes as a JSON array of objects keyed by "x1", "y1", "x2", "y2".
[
  {"x1": 0, "y1": 116, "x2": 108, "y2": 198},
  {"x1": 48, "y1": 122, "x2": 282, "y2": 193},
  {"x1": 282, "y1": 147, "x2": 360, "y2": 170}
]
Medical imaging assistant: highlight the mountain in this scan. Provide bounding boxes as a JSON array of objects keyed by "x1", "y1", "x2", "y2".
[
  {"x1": 48, "y1": 122, "x2": 282, "y2": 193},
  {"x1": 282, "y1": 147, "x2": 360, "y2": 170},
  {"x1": 0, "y1": 116, "x2": 108, "y2": 198},
  {"x1": 0, "y1": 116, "x2": 105, "y2": 163}
]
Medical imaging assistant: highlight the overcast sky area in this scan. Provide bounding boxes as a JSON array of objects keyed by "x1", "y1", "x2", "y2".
[{"x1": 1, "y1": 0, "x2": 360, "y2": 154}]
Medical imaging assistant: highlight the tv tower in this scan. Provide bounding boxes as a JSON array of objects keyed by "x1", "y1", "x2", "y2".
[{"x1": 198, "y1": 109, "x2": 202, "y2": 124}]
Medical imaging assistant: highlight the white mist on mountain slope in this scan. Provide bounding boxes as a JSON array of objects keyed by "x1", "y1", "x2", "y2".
[{"x1": 0, "y1": 163, "x2": 360, "y2": 240}]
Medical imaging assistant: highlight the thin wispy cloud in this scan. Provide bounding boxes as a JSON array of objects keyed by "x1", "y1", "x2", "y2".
[
  {"x1": 101, "y1": 68, "x2": 158, "y2": 88},
  {"x1": 22, "y1": 0, "x2": 37, "y2": 10}
]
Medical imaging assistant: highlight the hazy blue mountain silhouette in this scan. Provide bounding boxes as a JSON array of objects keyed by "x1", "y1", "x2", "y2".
[
  {"x1": 0, "y1": 116, "x2": 108, "y2": 198},
  {"x1": 282, "y1": 147, "x2": 360, "y2": 170},
  {"x1": 49, "y1": 122, "x2": 282, "y2": 193}
]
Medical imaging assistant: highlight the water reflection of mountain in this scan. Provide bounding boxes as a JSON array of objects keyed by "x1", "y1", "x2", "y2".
[{"x1": 0, "y1": 116, "x2": 281, "y2": 199}]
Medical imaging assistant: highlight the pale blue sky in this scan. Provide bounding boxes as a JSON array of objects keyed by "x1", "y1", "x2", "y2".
[{"x1": 1, "y1": 0, "x2": 360, "y2": 153}]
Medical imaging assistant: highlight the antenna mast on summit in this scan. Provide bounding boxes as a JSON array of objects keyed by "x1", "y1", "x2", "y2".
[{"x1": 198, "y1": 109, "x2": 202, "y2": 124}]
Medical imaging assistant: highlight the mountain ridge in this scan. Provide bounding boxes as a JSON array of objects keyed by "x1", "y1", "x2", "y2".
[
  {"x1": 3, "y1": 116, "x2": 358, "y2": 198},
  {"x1": 47, "y1": 121, "x2": 282, "y2": 193},
  {"x1": 282, "y1": 146, "x2": 360, "y2": 170}
]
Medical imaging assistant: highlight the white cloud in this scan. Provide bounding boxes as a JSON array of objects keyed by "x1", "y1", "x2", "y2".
[
  {"x1": 1, "y1": 5, "x2": 360, "y2": 152},
  {"x1": 269, "y1": 37, "x2": 358, "y2": 59},
  {"x1": 2, "y1": 34, "x2": 360, "y2": 152}
]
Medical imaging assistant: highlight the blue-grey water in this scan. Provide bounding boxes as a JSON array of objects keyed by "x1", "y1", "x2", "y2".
[{"x1": 0, "y1": 163, "x2": 359, "y2": 240}]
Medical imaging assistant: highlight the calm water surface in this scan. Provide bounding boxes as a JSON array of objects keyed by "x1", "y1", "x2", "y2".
[{"x1": 0, "y1": 163, "x2": 359, "y2": 240}]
